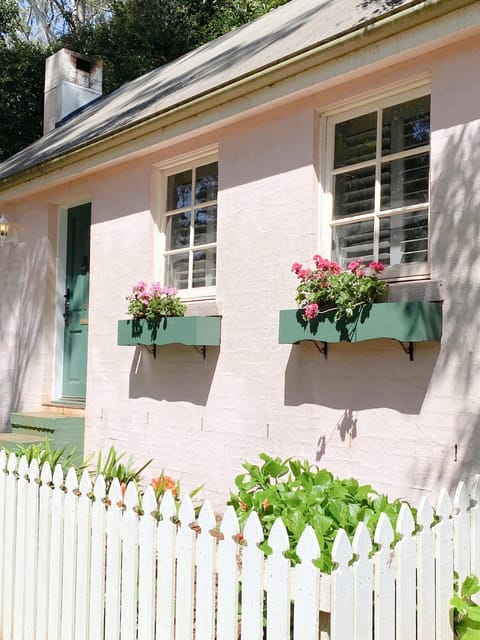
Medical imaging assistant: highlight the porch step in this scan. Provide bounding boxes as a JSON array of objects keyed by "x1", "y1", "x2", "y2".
[
  {"x1": 8, "y1": 411, "x2": 85, "y2": 460},
  {"x1": 0, "y1": 432, "x2": 48, "y2": 453}
]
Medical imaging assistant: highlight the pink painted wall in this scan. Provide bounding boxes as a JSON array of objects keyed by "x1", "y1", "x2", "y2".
[{"x1": 1, "y1": 32, "x2": 480, "y2": 508}]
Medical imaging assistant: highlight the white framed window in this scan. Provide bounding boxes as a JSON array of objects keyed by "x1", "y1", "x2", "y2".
[
  {"x1": 323, "y1": 86, "x2": 430, "y2": 278},
  {"x1": 160, "y1": 154, "x2": 218, "y2": 299}
]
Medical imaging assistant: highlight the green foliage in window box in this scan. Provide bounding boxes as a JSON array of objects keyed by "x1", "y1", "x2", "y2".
[{"x1": 127, "y1": 280, "x2": 186, "y2": 320}]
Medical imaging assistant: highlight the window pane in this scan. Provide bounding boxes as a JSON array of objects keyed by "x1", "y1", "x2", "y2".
[
  {"x1": 382, "y1": 95, "x2": 430, "y2": 155},
  {"x1": 166, "y1": 212, "x2": 191, "y2": 250},
  {"x1": 334, "y1": 112, "x2": 377, "y2": 169},
  {"x1": 192, "y1": 248, "x2": 216, "y2": 288},
  {"x1": 167, "y1": 170, "x2": 192, "y2": 210},
  {"x1": 332, "y1": 220, "x2": 375, "y2": 268},
  {"x1": 381, "y1": 153, "x2": 429, "y2": 210},
  {"x1": 379, "y1": 210, "x2": 428, "y2": 265},
  {"x1": 194, "y1": 206, "x2": 217, "y2": 246},
  {"x1": 334, "y1": 166, "x2": 375, "y2": 218},
  {"x1": 166, "y1": 252, "x2": 190, "y2": 289},
  {"x1": 195, "y1": 162, "x2": 218, "y2": 204}
]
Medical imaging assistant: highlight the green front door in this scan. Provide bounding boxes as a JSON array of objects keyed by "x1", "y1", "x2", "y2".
[{"x1": 62, "y1": 204, "x2": 91, "y2": 400}]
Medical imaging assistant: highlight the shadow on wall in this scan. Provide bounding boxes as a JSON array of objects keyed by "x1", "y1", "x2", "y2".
[
  {"x1": 284, "y1": 340, "x2": 439, "y2": 413},
  {"x1": 0, "y1": 238, "x2": 49, "y2": 430},
  {"x1": 410, "y1": 120, "x2": 480, "y2": 493},
  {"x1": 128, "y1": 345, "x2": 219, "y2": 404}
]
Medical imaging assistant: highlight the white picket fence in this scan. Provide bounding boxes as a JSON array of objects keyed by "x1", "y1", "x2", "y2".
[{"x1": 0, "y1": 449, "x2": 478, "y2": 640}]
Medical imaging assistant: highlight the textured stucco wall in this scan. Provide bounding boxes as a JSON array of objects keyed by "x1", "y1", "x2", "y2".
[{"x1": 1, "y1": 34, "x2": 480, "y2": 509}]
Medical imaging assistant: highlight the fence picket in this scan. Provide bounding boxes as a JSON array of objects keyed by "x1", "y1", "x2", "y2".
[
  {"x1": 395, "y1": 503, "x2": 416, "y2": 640},
  {"x1": 266, "y1": 518, "x2": 290, "y2": 640},
  {"x1": 104, "y1": 479, "x2": 123, "y2": 640},
  {"x1": 61, "y1": 467, "x2": 79, "y2": 640},
  {"x1": 195, "y1": 500, "x2": 217, "y2": 640},
  {"x1": 36, "y1": 462, "x2": 53, "y2": 640},
  {"x1": 453, "y1": 481, "x2": 471, "y2": 583},
  {"x1": 352, "y1": 522, "x2": 373, "y2": 640},
  {"x1": 138, "y1": 486, "x2": 157, "y2": 640},
  {"x1": 331, "y1": 528, "x2": 353, "y2": 640},
  {"x1": 2, "y1": 453, "x2": 18, "y2": 640},
  {"x1": 156, "y1": 490, "x2": 177, "y2": 640},
  {"x1": 435, "y1": 489, "x2": 454, "y2": 640},
  {"x1": 47, "y1": 464, "x2": 66, "y2": 640},
  {"x1": 417, "y1": 496, "x2": 435, "y2": 640},
  {"x1": 217, "y1": 505, "x2": 240, "y2": 640},
  {"x1": 24, "y1": 458, "x2": 40, "y2": 640},
  {"x1": 471, "y1": 475, "x2": 480, "y2": 604},
  {"x1": 89, "y1": 474, "x2": 107, "y2": 640},
  {"x1": 373, "y1": 513, "x2": 395, "y2": 640},
  {"x1": 241, "y1": 511, "x2": 265, "y2": 640},
  {"x1": 176, "y1": 496, "x2": 196, "y2": 640},
  {"x1": 75, "y1": 469, "x2": 93, "y2": 640},
  {"x1": 13, "y1": 455, "x2": 29, "y2": 640},
  {"x1": 294, "y1": 525, "x2": 320, "y2": 640},
  {"x1": 121, "y1": 482, "x2": 140, "y2": 640},
  {"x1": 0, "y1": 449, "x2": 7, "y2": 633}
]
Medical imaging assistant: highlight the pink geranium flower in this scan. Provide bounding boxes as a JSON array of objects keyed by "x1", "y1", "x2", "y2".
[
  {"x1": 369, "y1": 261, "x2": 385, "y2": 273},
  {"x1": 304, "y1": 303, "x2": 319, "y2": 320}
]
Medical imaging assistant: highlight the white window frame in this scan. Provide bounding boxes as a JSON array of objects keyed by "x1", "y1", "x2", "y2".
[
  {"x1": 320, "y1": 84, "x2": 431, "y2": 280},
  {"x1": 154, "y1": 148, "x2": 218, "y2": 301}
]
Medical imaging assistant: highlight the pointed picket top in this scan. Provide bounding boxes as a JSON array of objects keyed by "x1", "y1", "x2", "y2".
[
  {"x1": 108, "y1": 477, "x2": 123, "y2": 504},
  {"x1": 352, "y1": 521, "x2": 372, "y2": 557},
  {"x1": 374, "y1": 512, "x2": 394, "y2": 547},
  {"x1": 7, "y1": 451, "x2": 17, "y2": 473},
  {"x1": 141, "y1": 485, "x2": 157, "y2": 514},
  {"x1": 197, "y1": 500, "x2": 216, "y2": 531},
  {"x1": 79, "y1": 469, "x2": 92, "y2": 495},
  {"x1": 417, "y1": 496, "x2": 434, "y2": 529},
  {"x1": 178, "y1": 495, "x2": 195, "y2": 525},
  {"x1": 52, "y1": 463, "x2": 64, "y2": 487},
  {"x1": 40, "y1": 460, "x2": 52, "y2": 484},
  {"x1": 297, "y1": 525, "x2": 320, "y2": 564},
  {"x1": 453, "y1": 481, "x2": 469, "y2": 514},
  {"x1": 268, "y1": 517, "x2": 289, "y2": 553},
  {"x1": 471, "y1": 475, "x2": 480, "y2": 504},
  {"x1": 93, "y1": 473, "x2": 106, "y2": 501},
  {"x1": 244, "y1": 510, "x2": 265, "y2": 546},
  {"x1": 124, "y1": 481, "x2": 139, "y2": 510},
  {"x1": 65, "y1": 466, "x2": 79, "y2": 492},
  {"x1": 436, "y1": 488, "x2": 453, "y2": 520},
  {"x1": 220, "y1": 505, "x2": 240, "y2": 537},
  {"x1": 397, "y1": 503, "x2": 415, "y2": 537},
  {"x1": 0, "y1": 447, "x2": 6, "y2": 470},
  {"x1": 28, "y1": 457, "x2": 40, "y2": 483},
  {"x1": 332, "y1": 528, "x2": 353, "y2": 568},
  {"x1": 17, "y1": 454, "x2": 29, "y2": 477},
  {"x1": 159, "y1": 489, "x2": 177, "y2": 519}
]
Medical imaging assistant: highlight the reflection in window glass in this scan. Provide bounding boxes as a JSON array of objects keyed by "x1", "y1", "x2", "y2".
[
  {"x1": 192, "y1": 248, "x2": 216, "y2": 288},
  {"x1": 167, "y1": 170, "x2": 192, "y2": 210},
  {"x1": 166, "y1": 212, "x2": 191, "y2": 250},
  {"x1": 379, "y1": 210, "x2": 428, "y2": 265},
  {"x1": 194, "y1": 206, "x2": 217, "y2": 246},
  {"x1": 195, "y1": 162, "x2": 218, "y2": 204},
  {"x1": 166, "y1": 253, "x2": 190, "y2": 290},
  {"x1": 382, "y1": 95, "x2": 430, "y2": 155},
  {"x1": 334, "y1": 112, "x2": 377, "y2": 169},
  {"x1": 380, "y1": 153, "x2": 429, "y2": 210},
  {"x1": 332, "y1": 220, "x2": 375, "y2": 268},
  {"x1": 334, "y1": 167, "x2": 376, "y2": 218}
]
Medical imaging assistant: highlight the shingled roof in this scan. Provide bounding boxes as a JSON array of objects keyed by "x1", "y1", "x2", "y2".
[{"x1": 0, "y1": 0, "x2": 426, "y2": 183}]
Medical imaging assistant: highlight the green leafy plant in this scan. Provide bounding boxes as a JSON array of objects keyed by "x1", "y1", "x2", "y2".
[
  {"x1": 228, "y1": 453, "x2": 410, "y2": 573},
  {"x1": 127, "y1": 281, "x2": 186, "y2": 321},
  {"x1": 451, "y1": 574, "x2": 480, "y2": 639},
  {"x1": 12, "y1": 440, "x2": 86, "y2": 473},
  {"x1": 93, "y1": 446, "x2": 153, "y2": 492},
  {"x1": 292, "y1": 255, "x2": 387, "y2": 321}
]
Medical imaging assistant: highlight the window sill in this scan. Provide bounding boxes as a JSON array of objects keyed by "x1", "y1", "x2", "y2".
[
  {"x1": 278, "y1": 302, "x2": 442, "y2": 345},
  {"x1": 117, "y1": 316, "x2": 221, "y2": 347}
]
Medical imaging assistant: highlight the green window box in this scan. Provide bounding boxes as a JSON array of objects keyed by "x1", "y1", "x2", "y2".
[
  {"x1": 118, "y1": 316, "x2": 221, "y2": 347},
  {"x1": 279, "y1": 302, "x2": 442, "y2": 344}
]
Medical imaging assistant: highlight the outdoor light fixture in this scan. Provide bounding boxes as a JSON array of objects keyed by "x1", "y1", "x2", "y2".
[{"x1": 0, "y1": 214, "x2": 18, "y2": 246}]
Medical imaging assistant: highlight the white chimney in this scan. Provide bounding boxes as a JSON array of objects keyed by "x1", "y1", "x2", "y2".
[{"x1": 43, "y1": 48, "x2": 103, "y2": 135}]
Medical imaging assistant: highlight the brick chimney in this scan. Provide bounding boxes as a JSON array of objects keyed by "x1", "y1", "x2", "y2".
[{"x1": 43, "y1": 48, "x2": 103, "y2": 135}]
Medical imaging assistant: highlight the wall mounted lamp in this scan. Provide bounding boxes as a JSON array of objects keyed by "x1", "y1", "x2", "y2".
[{"x1": 0, "y1": 214, "x2": 18, "y2": 246}]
